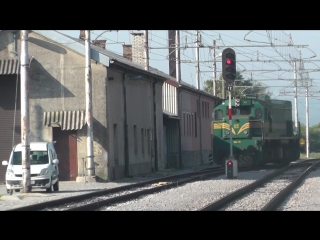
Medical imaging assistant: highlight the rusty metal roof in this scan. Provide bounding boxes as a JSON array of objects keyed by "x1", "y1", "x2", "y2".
[
  {"x1": 43, "y1": 110, "x2": 86, "y2": 130},
  {"x1": 0, "y1": 58, "x2": 20, "y2": 75}
]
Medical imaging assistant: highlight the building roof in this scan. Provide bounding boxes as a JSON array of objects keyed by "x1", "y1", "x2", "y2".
[
  {"x1": 32, "y1": 30, "x2": 167, "y2": 82},
  {"x1": 33, "y1": 30, "x2": 218, "y2": 99},
  {"x1": 32, "y1": 30, "x2": 110, "y2": 67}
]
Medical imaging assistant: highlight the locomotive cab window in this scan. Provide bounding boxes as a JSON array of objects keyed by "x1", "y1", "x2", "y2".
[
  {"x1": 215, "y1": 109, "x2": 223, "y2": 120},
  {"x1": 255, "y1": 108, "x2": 262, "y2": 119},
  {"x1": 240, "y1": 106, "x2": 251, "y2": 115}
]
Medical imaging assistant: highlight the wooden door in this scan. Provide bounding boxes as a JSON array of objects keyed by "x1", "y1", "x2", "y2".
[{"x1": 53, "y1": 128, "x2": 78, "y2": 181}]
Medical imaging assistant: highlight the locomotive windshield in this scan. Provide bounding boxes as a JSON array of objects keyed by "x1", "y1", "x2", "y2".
[
  {"x1": 225, "y1": 106, "x2": 251, "y2": 116},
  {"x1": 240, "y1": 106, "x2": 251, "y2": 115}
]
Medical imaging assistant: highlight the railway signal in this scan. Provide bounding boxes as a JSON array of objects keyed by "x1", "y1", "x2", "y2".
[
  {"x1": 222, "y1": 48, "x2": 236, "y2": 86},
  {"x1": 226, "y1": 160, "x2": 238, "y2": 179},
  {"x1": 222, "y1": 47, "x2": 238, "y2": 179}
]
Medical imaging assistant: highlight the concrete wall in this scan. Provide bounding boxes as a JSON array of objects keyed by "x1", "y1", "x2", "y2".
[
  {"x1": 26, "y1": 31, "x2": 110, "y2": 180},
  {"x1": 127, "y1": 77, "x2": 154, "y2": 175},
  {"x1": 201, "y1": 95, "x2": 216, "y2": 164},
  {"x1": 105, "y1": 68, "x2": 125, "y2": 179},
  {"x1": 0, "y1": 31, "x2": 18, "y2": 59},
  {"x1": 0, "y1": 31, "x2": 110, "y2": 180},
  {"x1": 28, "y1": 32, "x2": 165, "y2": 180},
  {"x1": 155, "y1": 81, "x2": 164, "y2": 171},
  {"x1": 179, "y1": 88, "x2": 216, "y2": 167}
]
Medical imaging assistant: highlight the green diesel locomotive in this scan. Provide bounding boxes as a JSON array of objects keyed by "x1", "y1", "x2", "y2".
[{"x1": 211, "y1": 95, "x2": 300, "y2": 167}]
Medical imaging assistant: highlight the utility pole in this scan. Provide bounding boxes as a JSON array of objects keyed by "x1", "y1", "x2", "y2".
[
  {"x1": 195, "y1": 30, "x2": 200, "y2": 90},
  {"x1": 212, "y1": 40, "x2": 216, "y2": 96},
  {"x1": 168, "y1": 30, "x2": 176, "y2": 78},
  {"x1": 20, "y1": 30, "x2": 31, "y2": 193},
  {"x1": 175, "y1": 30, "x2": 181, "y2": 82},
  {"x1": 293, "y1": 60, "x2": 298, "y2": 131},
  {"x1": 305, "y1": 81, "x2": 310, "y2": 159},
  {"x1": 85, "y1": 30, "x2": 95, "y2": 179},
  {"x1": 144, "y1": 30, "x2": 149, "y2": 71},
  {"x1": 222, "y1": 81, "x2": 226, "y2": 99}
]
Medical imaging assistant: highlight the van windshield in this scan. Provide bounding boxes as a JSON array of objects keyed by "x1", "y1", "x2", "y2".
[{"x1": 11, "y1": 151, "x2": 49, "y2": 165}]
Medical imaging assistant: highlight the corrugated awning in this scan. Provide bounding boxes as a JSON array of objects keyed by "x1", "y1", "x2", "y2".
[
  {"x1": 43, "y1": 110, "x2": 86, "y2": 130},
  {"x1": 0, "y1": 58, "x2": 20, "y2": 75}
]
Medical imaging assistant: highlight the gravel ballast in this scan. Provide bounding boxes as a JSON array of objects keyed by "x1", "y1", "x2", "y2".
[
  {"x1": 99, "y1": 170, "x2": 274, "y2": 211},
  {"x1": 278, "y1": 167, "x2": 320, "y2": 211},
  {"x1": 1, "y1": 165, "x2": 320, "y2": 211}
]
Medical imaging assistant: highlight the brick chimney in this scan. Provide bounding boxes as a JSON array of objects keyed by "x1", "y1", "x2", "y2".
[
  {"x1": 92, "y1": 40, "x2": 107, "y2": 49},
  {"x1": 123, "y1": 44, "x2": 132, "y2": 61},
  {"x1": 79, "y1": 30, "x2": 85, "y2": 40}
]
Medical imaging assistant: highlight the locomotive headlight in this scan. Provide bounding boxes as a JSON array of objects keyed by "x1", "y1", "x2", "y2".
[
  {"x1": 222, "y1": 101, "x2": 225, "y2": 105},
  {"x1": 226, "y1": 130, "x2": 230, "y2": 135},
  {"x1": 244, "y1": 130, "x2": 248, "y2": 134}
]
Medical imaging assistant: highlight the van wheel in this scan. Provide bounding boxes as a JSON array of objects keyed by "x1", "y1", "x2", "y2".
[
  {"x1": 7, "y1": 189, "x2": 13, "y2": 195},
  {"x1": 46, "y1": 179, "x2": 53, "y2": 193},
  {"x1": 53, "y1": 179, "x2": 59, "y2": 192}
]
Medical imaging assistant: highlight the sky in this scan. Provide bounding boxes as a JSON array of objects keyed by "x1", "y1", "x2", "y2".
[{"x1": 58, "y1": 30, "x2": 320, "y2": 127}]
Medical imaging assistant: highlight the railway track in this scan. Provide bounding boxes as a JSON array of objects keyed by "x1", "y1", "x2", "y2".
[
  {"x1": 198, "y1": 159, "x2": 320, "y2": 211},
  {"x1": 6, "y1": 159, "x2": 314, "y2": 211},
  {"x1": 7, "y1": 165, "x2": 266, "y2": 211},
  {"x1": 6, "y1": 166, "x2": 223, "y2": 211}
]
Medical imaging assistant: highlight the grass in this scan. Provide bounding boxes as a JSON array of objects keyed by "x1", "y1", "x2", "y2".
[{"x1": 300, "y1": 152, "x2": 320, "y2": 159}]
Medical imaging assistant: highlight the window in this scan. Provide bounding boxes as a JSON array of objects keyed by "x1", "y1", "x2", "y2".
[
  {"x1": 12, "y1": 151, "x2": 50, "y2": 165},
  {"x1": 183, "y1": 112, "x2": 186, "y2": 136},
  {"x1": 141, "y1": 128, "x2": 144, "y2": 154},
  {"x1": 194, "y1": 112, "x2": 197, "y2": 137},
  {"x1": 114, "y1": 124, "x2": 119, "y2": 161},
  {"x1": 206, "y1": 102, "x2": 208, "y2": 118},
  {"x1": 202, "y1": 101, "x2": 204, "y2": 118},
  {"x1": 191, "y1": 113, "x2": 194, "y2": 137},
  {"x1": 240, "y1": 106, "x2": 251, "y2": 115},
  {"x1": 187, "y1": 113, "x2": 189, "y2": 136},
  {"x1": 197, "y1": 100, "x2": 199, "y2": 114},
  {"x1": 147, "y1": 129, "x2": 150, "y2": 155},
  {"x1": 134, "y1": 125, "x2": 137, "y2": 154},
  {"x1": 215, "y1": 109, "x2": 223, "y2": 120}
]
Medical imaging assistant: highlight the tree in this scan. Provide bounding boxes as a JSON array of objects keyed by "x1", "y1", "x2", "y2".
[
  {"x1": 308, "y1": 123, "x2": 320, "y2": 152},
  {"x1": 203, "y1": 71, "x2": 268, "y2": 98}
]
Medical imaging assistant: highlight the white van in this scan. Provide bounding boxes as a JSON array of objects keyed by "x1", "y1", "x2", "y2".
[{"x1": 2, "y1": 142, "x2": 59, "y2": 195}]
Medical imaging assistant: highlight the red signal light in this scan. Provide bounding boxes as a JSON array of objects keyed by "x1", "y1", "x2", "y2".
[
  {"x1": 227, "y1": 161, "x2": 233, "y2": 166},
  {"x1": 226, "y1": 59, "x2": 232, "y2": 65}
]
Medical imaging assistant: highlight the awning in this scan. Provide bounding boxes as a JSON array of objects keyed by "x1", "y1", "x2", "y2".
[
  {"x1": 163, "y1": 110, "x2": 180, "y2": 120},
  {"x1": 43, "y1": 110, "x2": 86, "y2": 130},
  {"x1": 0, "y1": 58, "x2": 20, "y2": 75}
]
